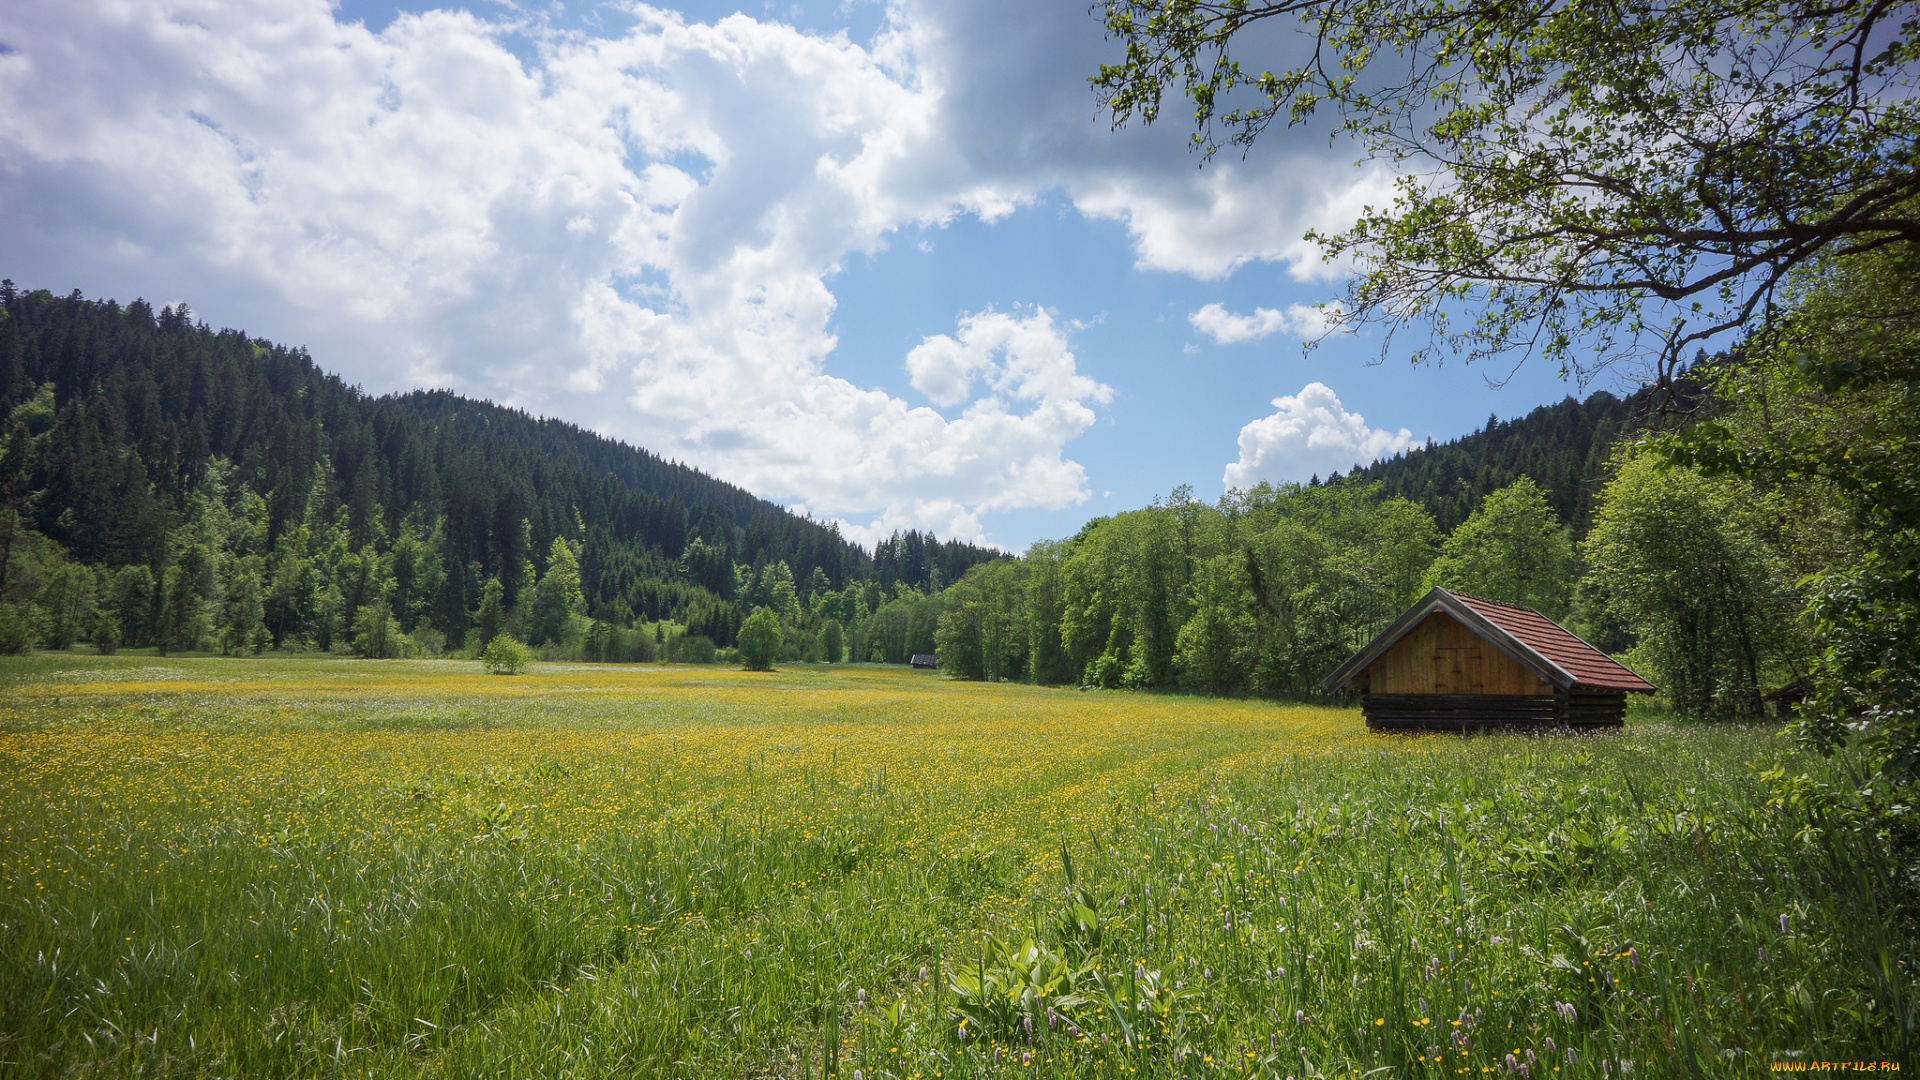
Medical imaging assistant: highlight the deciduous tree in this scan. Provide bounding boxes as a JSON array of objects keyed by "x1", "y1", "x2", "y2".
[
  {"x1": 1583, "y1": 451, "x2": 1808, "y2": 719},
  {"x1": 1094, "y1": 0, "x2": 1920, "y2": 383},
  {"x1": 737, "y1": 606, "x2": 782, "y2": 672},
  {"x1": 1424, "y1": 478, "x2": 1575, "y2": 620}
]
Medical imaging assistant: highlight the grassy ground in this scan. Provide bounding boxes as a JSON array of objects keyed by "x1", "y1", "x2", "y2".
[{"x1": 0, "y1": 653, "x2": 1910, "y2": 1078}]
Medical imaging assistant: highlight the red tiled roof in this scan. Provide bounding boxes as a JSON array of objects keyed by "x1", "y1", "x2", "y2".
[{"x1": 1450, "y1": 591, "x2": 1656, "y2": 692}]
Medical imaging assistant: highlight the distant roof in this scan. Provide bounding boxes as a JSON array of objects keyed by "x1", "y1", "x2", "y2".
[{"x1": 1322, "y1": 587, "x2": 1656, "y2": 694}]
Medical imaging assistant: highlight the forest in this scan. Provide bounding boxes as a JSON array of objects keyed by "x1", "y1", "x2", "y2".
[{"x1": 0, "y1": 282, "x2": 1002, "y2": 666}]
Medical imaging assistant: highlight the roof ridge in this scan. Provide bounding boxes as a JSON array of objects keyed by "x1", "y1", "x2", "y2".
[{"x1": 1445, "y1": 589, "x2": 1539, "y2": 613}]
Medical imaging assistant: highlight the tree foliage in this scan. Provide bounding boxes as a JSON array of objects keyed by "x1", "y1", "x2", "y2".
[
  {"x1": 1093, "y1": 0, "x2": 1920, "y2": 381},
  {"x1": 736, "y1": 606, "x2": 783, "y2": 672},
  {"x1": 1424, "y1": 478, "x2": 1574, "y2": 621},
  {"x1": 936, "y1": 559, "x2": 1029, "y2": 682},
  {"x1": 1582, "y1": 451, "x2": 1810, "y2": 720},
  {"x1": 1344, "y1": 390, "x2": 1655, "y2": 536},
  {"x1": 0, "y1": 282, "x2": 1002, "y2": 659},
  {"x1": 1662, "y1": 245, "x2": 1920, "y2": 777},
  {"x1": 938, "y1": 481, "x2": 1442, "y2": 696}
]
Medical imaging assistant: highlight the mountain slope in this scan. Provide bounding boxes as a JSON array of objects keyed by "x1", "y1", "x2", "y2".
[
  {"x1": 0, "y1": 281, "x2": 1000, "y2": 648},
  {"x1": 1338, "y1": 389, "x2": 1662, "y2": 537}
]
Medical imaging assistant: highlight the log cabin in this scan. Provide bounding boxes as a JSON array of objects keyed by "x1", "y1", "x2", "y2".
[{"x1": 1322, "y1": 587, "x2": 1656, "y2": 730}]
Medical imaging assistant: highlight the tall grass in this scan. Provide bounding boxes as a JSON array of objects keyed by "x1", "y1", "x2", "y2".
[{"x1": 0, "y1": 653, "x2": 1909, "y2": 1077}]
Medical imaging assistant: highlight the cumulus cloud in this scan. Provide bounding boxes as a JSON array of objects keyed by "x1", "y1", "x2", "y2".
[
  {"x1": 1070, "y1": 162, "x2": 1395, "y2": 280},
  {"x1": 0, "y1": 0, "x2": 1389, "y2": 543},
  {"x1": 1188, "y1": 301, "x2": 1335, "y2": 344},
  {"x1": 907, "y1": 307, "x2": 1110, "y2": 410},
  {"x1": 1223, "y1": 382, "x2": 1419, "y2": 490}
]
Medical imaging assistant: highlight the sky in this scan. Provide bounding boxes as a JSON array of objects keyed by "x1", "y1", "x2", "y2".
[{"x1": 0, "y1": 0, "x2": 1611, "y2": 551}]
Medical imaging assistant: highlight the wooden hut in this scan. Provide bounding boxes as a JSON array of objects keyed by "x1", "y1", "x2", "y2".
[{"x1": 1322, "y1": 588, "x2": 1655, "y2": 730}]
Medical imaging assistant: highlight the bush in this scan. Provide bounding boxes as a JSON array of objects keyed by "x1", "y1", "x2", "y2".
[
  {"x1": 410, "y1": 626, "x2": 446, "y2": 658},
  {"x1": 736, "y1": 607, "x2": 781, "y2": 671},
  {"x1": 674, "y1": 633, "x2": 717, "y2": 664},
  {"x1": 481, "y1": 633, "x2": 532, "y2": 675},
  {"x1": 92, "y1": 612, "x2": 121, "y2": 656}
]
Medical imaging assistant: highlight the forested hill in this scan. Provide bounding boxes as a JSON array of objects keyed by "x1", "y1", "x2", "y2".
[
  {"x1": 1337, "y1": 389, "x2": 1655, "y2": 537},
  {"x1": 0, "y1": 282, "x2": 1000, "y2": 649}
]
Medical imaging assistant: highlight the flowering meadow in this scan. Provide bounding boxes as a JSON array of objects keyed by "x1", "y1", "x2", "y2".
[{"x1": 0, "y1": 654, "x2": 1909, "y2": 1077}]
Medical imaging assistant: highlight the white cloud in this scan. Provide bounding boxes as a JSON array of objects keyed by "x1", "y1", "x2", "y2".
[
  {"x1": 1188, "y1": 301, "x2": 1335, "y2": 345},
  {"x1": 880, "y1": 0, "x2": 1390, "y2": 281},
  {"x1": 1223, "y1": 382, "x2": 1419, "y2": 490},
  {"x1": 1070, "y1": 162, "x2": 1395, "y2": 280},
  {"x1": 827, "y1": 498, "x2": 988, "y2": 551},
  {"x1": 907, "y1": 307, "x2": 1111, "y2": 410},
  {"x1": 0, "y1": 0, "x2": 1392, "y2": 543}
]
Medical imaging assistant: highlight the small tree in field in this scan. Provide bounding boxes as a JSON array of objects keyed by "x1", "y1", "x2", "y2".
[
  {"x1": 482, "y1": 632, "x2": 531, "y2": 675},
  {"x1": 351, "y1": 600, "x2": 403, "y2": 659},
  {"x1": 473, "y1": 577, "x2": 506, "y2": 649},
  {"x1": 737, "y1": 606, "x2": 781, "y2": 672}
]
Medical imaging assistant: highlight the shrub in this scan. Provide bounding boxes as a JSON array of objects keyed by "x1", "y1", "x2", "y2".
[
  {"x1": 481, "y1": 633, "x2": 532, "y2": 675},
  {"x1": 736, "y1": 607, "x2": 781, "y2": 671},
  {"x1": 92, "y1": 612, "x2": 121, "y2": 656},
  {"x1": 674, "y1": 633, "x2": 717, "y2": 664},
  {"x1": 410, "y1": 626, "x2": 446, "y2": 658}
]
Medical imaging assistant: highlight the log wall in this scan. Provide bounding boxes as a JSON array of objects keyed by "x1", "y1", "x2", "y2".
[{"x1": 1363, "y1": 688, "x2": 1628, "y2": 731}]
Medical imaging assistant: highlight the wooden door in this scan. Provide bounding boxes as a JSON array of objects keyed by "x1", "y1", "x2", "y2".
[{"x1": 1432, "y1": 647, "x2": 1486, "y2": 694}]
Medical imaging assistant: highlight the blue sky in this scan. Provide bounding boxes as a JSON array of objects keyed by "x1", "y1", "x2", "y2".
[{"x1": 0, "y1": 0, "x2": 1601, "y2": 550}]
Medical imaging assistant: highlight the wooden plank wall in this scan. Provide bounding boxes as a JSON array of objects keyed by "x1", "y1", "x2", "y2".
[{"x1": 1358, "y1": 612, "x2": 1555, "y2": 697}]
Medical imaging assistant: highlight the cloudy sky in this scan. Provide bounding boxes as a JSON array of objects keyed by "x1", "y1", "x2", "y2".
[{"x1": 0, "y1": 0, "x2": 1595, "y2": 550}]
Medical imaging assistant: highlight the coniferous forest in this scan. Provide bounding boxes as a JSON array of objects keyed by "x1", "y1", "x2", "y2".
[
  {"x1": 1346, "y1": 393, "x2": 1636, "y2": 536},
  {"x1": 0, "y1": 282, "x2": 1002, "y2": 663}
]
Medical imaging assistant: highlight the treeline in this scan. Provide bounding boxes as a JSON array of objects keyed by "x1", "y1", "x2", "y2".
[
  {"x1": 934, "y1": 353, "x2": 1840, "y2": 722},
  {"x1": 0, "y1": 282, "x2": 1001, "y2": 657},
  {"x1": 934, "y1": 461, "x2": 1820, "y2": 720}
]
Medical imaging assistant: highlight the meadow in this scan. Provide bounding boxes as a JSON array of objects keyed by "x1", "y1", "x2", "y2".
[{"x1": 0, "y1": 654, "x2": 1909, "y2": 1078}]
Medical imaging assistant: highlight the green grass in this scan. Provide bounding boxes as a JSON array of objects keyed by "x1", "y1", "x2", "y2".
[{"x1": 0, "y1": 652, "x2": 1910, "y2": 1077}]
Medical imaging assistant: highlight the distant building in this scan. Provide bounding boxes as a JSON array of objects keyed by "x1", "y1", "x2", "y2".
[
  {"x1": 1322, "y1": 587, "x2": 1655, "y2": 730},
  {"x1": 909, "y1": 654, "x2": 938, "y2": 669}
]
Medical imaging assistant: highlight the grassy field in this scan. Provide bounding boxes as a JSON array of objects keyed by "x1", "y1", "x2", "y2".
[{"x1": 0, "y1": 654, "x2": 1910, "y2": 1078}]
